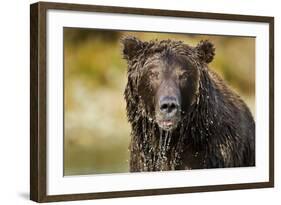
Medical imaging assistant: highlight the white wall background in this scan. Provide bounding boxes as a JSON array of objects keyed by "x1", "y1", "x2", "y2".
[{"x1": 0, "y1": 0, "x2": 279, "y2": 204}]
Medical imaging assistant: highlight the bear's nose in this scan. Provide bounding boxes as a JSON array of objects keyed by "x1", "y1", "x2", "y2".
[{"x1": 159, "y1": 96, "x2": 179, "y2": 116}]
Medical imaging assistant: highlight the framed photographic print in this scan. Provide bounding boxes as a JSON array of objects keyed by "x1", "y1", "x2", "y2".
[{"x1": 30, "y1": 1, "x2": 274, "y2": 202}]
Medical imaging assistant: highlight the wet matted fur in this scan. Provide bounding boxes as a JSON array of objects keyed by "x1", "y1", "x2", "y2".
[{"x1": 122, "y1": 36, "x2": 255, "y2": 172}]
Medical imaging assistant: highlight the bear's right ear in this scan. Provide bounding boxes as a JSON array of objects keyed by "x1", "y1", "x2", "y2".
[
  {"x1": 195, "y1": 40, "x2": 215, "y2": 64},
  {"x1": 121, "y1": 36, "x2": 144, "y2": 61}
]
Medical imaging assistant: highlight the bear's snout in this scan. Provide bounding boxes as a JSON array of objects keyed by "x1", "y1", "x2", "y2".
[
  {"x1": 155, "y1": 79, "x2": 181, "y2": 131},
  {"x1": 158, "y1": 96, "x2": 180, "y2": 130},
  {"x1": 159, "y1": 96, "x2": 179, "y2": 117}
]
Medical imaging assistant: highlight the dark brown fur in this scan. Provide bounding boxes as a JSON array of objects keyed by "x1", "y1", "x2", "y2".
[{"x1": 122, "y1": 36, "x2": 255, "y2": 172}]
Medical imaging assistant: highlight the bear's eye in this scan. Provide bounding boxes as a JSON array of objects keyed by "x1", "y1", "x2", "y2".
[
  {"x1": 149, "y1": 71, "x2": 159, "y2": 79},
  {"x1": 179, "y1": 71, "x2": 190, "y2": 80}
]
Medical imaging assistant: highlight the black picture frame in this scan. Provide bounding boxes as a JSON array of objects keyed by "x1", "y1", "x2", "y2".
[{"x1": 30, "y1": 1, "x2": 274, "y2": 202}]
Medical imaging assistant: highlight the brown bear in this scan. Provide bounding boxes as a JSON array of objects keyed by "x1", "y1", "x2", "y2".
[{"x1": 122, "y1": 36, "x2": 255, "y2": 172}]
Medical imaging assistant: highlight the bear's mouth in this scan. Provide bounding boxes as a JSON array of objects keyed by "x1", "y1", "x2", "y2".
[{"x1": 157, "y1": 119, "x2": 178, "y2": 131}]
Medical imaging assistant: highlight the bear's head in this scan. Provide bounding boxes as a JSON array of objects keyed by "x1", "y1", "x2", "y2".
[{"x1": 122, "y1": 36, "x2": 215, "y2": 131}]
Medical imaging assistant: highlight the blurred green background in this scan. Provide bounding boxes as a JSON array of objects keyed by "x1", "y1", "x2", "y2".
[{"x1": 63, "y1": 28, "x2": 255, "y2": 176}]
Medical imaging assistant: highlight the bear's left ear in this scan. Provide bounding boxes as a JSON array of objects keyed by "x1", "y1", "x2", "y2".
[
  {"x1": 121, "y1": 36, "x2": 144, "y2": 61},
  {"x1": 195, "y1": 40, "x2": 215, "y2": 64}
]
